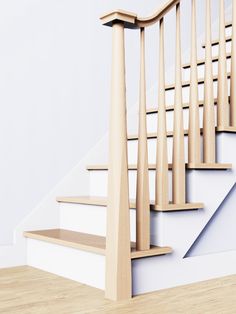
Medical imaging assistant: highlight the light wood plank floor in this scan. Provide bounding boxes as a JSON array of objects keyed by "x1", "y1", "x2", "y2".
[{"x1": 0, "y1": 266, "x2": 236, "y2": 314}]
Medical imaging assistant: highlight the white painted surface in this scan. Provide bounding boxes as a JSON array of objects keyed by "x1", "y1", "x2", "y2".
[{"x1": 27, "y1": 238, "x2": 105, "y2": 290}]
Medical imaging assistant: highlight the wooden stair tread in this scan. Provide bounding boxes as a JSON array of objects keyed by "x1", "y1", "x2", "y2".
[
  {"x1": 128, "y1": 126, "x2": 236, "y2": 140},
  {"x1": 164, "y1": 73, "x2": 230, "y2": 91},
  {"x1": 146, "y1": 99, "x2": 218, "y2": 114},
  {"x1": 56, "y1": 196, "x2": 204, "y2": 212},
  {"x1": 87, "y1": 163, "x2": 232, "y2": 171},
  {"x1": 23, "y1": 229, "x2": 172, "y2": 259}
]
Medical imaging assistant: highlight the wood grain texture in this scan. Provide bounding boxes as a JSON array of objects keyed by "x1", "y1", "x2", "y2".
[
  {"x1": 128, "y1": 125, "x2": 236, "y2": 141},
  {"x1": 217, "y1": 0, "x2": 230, "y2": 128},
  {"x1": 172, "y1": 3, "x2": 186, "y2": 204},
  {"x1": 188, "y1": 0, "x2": 201, "y2": 165},
  {"x1": 23, "y1": 230, "x2": 172, "y2": 260},
  {"x1": 55, "y1": 196, "x2": 204, "y2": 212},
  {"x1": 1, "y1": 267, "x2": 236, "y2": 313},
  {"x1": 136, "y1": 27, "x2": 150, "y2": 251},
  {"x1": 156, "y1": 17, "x2": 169, "y2": 207},
  {"x1": 105, "y1": 21, "x2": 131, "y2": 301},
  {"x1": 203, "y1": 0, "x2": 216, "y2": 163}
]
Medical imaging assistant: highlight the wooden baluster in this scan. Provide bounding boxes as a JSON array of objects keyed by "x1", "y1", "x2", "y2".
[
  {"x1": 136, "y1": 27, "x2": 150, "y2": 251},
  {"x1": 156, "y1": 18, "x2": 169, "y2": 207},
  {"x1": 173, "y1": 3, "x2": 185, "y2": 204},
  {"x1": 105, "y1": 21, "x2": 131, "y2": 301},
  {"x1": 230, "y1": 0, "x2": 236, "y2": 126},
  {"x1": 188, "y1": 0, "x2": 201, "y2": 166},
  {"x1": 203, "y1": 0, "x2": 216, "y2": 163},
  {"x1": 217, "y1": 0, "x2": 229, "y2": 128}
]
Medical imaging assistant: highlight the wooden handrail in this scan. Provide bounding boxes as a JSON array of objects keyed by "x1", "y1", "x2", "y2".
[{"x1": 100, "y1": 0, "x2": 180, "y2": 29}]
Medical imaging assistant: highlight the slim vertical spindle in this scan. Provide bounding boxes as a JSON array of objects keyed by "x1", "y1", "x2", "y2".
[
  {"x1": 136, "y1": 27, "x2": 150, "y2": 251},
  {"x1": 105, "y1": 21, "x2": 131, "y2": 301},
  {"x1": 217, "y1": 0, "x2": 229, "y2": 128},
  {"x1": 203, "y1": 0, "x2": 216, "y2": 163},
  {"x1": 156, "y1": 18, "x2": 169, "y2": 207},
  {"x1": 230, "y1": 0, "x2": 236, "y2": 126},
  {"x1": 173, "y1": 3, "x2": 186, "y2": 204},
  {"x1": 188, "y1": 0, "x2": 201, "y2": 166}
]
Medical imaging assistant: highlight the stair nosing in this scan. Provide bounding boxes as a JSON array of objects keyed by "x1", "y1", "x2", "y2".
[
  {"x1": 56, "y1": 196, "x2": 204, "y2": 212},
  {"x1": 24, "y1": 229, "x2": 172, "y2": 259},
  {"x1": 128, "y1": 126, "x2": 236, "y2": 141}
]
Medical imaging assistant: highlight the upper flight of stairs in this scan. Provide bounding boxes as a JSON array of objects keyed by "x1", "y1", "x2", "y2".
[{"x1": 23, "y1": 0, "x2": 236, "y2": 302}]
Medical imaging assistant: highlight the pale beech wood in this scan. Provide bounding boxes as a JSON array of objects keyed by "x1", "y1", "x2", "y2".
[
  {"x1": 87, "y1": 163, "x2": 232, "y2": 171},
  {"x1": 128, "y1": 124, "x2": 236, "y2": 140},
  {"x1": 172, "y1": 3, "x2": 186, "y2": 204},
  {"x1": 2, "y1": 267, "x2": 236, "y2": 314},
  {"x1": 105, "y1": 22, "x2": 131, "y2": 301},
  {"x1": 203, "y1": 0, "x2": 216, "y2": 163},
  {"x1": 100, "y1": 0, "x2": 179, "y2": 29},
  {"x1": 136, "y1": 27, "x2": 150, "y2": 251},
  {"x1": 100, "y1": 10, "x2": 137, "y2": 28},
  {"x1": 217, "y1": 0, "x2": 230, "y2": 128},
  {"x1": 136, "y1": 0, "x2": 179, "y2": 28},
  {"x1": 230, "y1": 1, "x2": 236, "y2": 126},
  {"x1": 55, "y1": 196, "x2": 204, "y2": 212},
  {"x1": 24, "y1": 229, "x2": 106, "y2": 255},
  {"x1": 156, "y1": 17, "x2": 169, "y2": 207},
  {"x1": 152, "y1": 202, "x2": 203, "y2": 212},
  {"x1": 188, "y1": 0, "x2": 201, "y2": 165},
  {"x1": 182, "y1": 53, "x2": 231, "y2": 69},
  {"x1": 24, "y1": 230, "x2": 172, "y2": 260},
  {"x1": 131, "y1": 245, "x2": 172, "y2": 259}
]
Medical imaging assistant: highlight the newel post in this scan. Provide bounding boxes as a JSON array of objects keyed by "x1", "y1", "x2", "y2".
[{"x1": 100, "y1": 10, "x2": 137, "y2": 301}]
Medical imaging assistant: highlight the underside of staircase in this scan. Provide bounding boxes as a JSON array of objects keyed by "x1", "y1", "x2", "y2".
[{"x1": 23, "y1": 0, "x2": 236, "y2": 302}]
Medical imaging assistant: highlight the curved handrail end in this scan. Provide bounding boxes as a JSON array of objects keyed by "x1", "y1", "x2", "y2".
[{"x1": 100, "y1": 9, "x2": 138, "y2": 29}]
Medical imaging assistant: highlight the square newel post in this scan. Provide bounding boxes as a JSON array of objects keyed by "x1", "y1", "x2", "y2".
[{"x1": 100, "y1": 10, "x2": 137, "y2": 301}]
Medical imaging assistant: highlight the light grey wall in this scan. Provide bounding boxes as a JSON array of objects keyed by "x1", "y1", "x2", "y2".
[{"x1": 0, "y1": 0, "x2": 232, "y2": 244}]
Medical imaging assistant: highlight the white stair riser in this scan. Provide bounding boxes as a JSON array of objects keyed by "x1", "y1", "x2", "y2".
[
  {"x1": 89, "y1": 169, "x2": 173, "y2": 200},
  {"x1": 128, "y1": 136, "x2": 190, "y2": 164},
  {"x1": 26, "y1": 238, "x2": 105, "y2": 289},
  {"x1": 59, "y1": 203, "x2": 136, "y2": 241}
]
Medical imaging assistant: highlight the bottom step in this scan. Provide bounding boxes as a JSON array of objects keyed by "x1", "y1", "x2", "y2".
[{"x1": 24, "y1": 229, "x2": 172, "y2": 260}]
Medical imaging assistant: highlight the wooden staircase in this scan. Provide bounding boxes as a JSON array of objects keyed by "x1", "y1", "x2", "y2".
[{"x1": 24, "y1": 0, "x2": 236, "y2": 302}]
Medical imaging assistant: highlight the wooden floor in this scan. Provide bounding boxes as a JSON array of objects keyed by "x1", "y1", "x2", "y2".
[{"x1": 0, "y1": 267, "x2": 236, "y2": 313}]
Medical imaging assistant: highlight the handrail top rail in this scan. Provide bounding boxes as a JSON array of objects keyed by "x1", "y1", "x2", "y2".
[{"x1": 100, "y1": 0, "x2": 180, "y2": 29}]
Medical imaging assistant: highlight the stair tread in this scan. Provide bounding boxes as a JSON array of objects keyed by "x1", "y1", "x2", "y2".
[
  {"x1": 24, "y1": 229, "x2": 172, "y2": 259},
  {"x1": 164, "y1": 73, "x2": 230, "y2": 91},
  {"x1": 87, "y1": 163, "x2": 232, "y2": 171},
  {"x1": 202, "y1": 35, "x2": 231, "y2": 48},
  {"x1": 146, "y1": 99, "x2": 218, "y2": 114},
  {"x1": 128, "y1": 126, "x2": 236, "y2": 140},
  {"x1": 56, "y1": 196, "x2": 204, "y2": 212},
  {"x1": 182, "y1": 53, "x2": 231, "y2": 69}
]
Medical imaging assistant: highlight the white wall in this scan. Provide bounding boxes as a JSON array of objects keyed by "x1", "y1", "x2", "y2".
[
  {"x1": 0, "y1": 0, "x2": 232, "y2": 244},
  {"x1": 0, "y1": 0, "x2": 169, "y2": 245}
]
